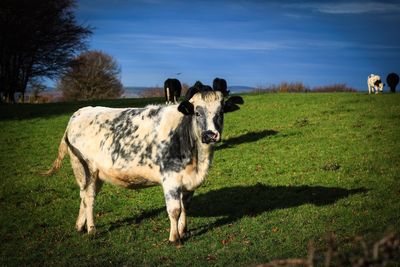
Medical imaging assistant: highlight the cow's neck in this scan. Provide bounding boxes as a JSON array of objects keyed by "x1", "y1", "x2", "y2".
[
  {"x1": 183, "y1": 141, "x2": 214, "y2": 191},
  {"x1": 197, "y1": 142, "x2": 214, "y2": 173}
]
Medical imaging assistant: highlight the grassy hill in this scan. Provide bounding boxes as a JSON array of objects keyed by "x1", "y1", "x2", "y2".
[{"x1": 0, "y1": 93, "x2": 399, "y2": 266}]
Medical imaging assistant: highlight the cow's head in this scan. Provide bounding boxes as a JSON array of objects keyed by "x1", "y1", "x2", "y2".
[{"x1": 178, "y1": 91, "x2": 243, "y2": 144}]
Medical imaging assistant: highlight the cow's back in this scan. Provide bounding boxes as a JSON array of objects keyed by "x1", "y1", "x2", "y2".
[
  {"x1": 66, "y1": 105, "x2": 185, "y2": 188},
  {"x1": 368, "y1": 74, "x2": 380, "y2": 85}
]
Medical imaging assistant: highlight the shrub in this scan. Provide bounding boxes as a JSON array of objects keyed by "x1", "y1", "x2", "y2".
[
  {"x1": 138, "y1": 86, "x2": 164, "y2": 98},
  {"x1": 58, "y1": 50, "x2": 123, "y2": 101},
  {"x1": 28, "y1": 94, "x2": 53, "y2": 104},
  {"x1": 139, "y1": 82, "x2": 189, "y2": 99},
  {"x1": 259, "y1": 232, "x2": 399, "y2": 267},
  {"x1": 252, "y1": 82, "x2": 358, "y2": 94},
  {"x1": 253, "y1": 82, "x2": 310, "y2": 93},
  {"x1": 313, "y1": 83, "x2": 358, "y2": 92},
  {"x1": 279, "y1": 82, "x2": 309, "y2": 93}
]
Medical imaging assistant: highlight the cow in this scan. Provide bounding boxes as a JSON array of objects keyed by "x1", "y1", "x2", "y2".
[
  {"x1": 45, "y1": 91, "x2": 244, "y2": 244},
  {"x1": 164, "y1": 78, "x2": 182, "y2": 104},
  {"x1": 368, "y1": 74, "x2": 385, "y2": 94},
  {"x1": 386, "y1": 72, "x2": 399, "y2": 93},
  {"x1": 213, "y1": 77, "x2": 230, "y2": 97}
]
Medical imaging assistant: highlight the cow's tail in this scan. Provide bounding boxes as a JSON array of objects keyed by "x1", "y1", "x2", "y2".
[{"x1": 43, "y1": 131, "x2": 69, "y2": 176}]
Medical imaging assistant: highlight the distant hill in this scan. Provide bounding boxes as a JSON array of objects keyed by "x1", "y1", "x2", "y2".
[
  {"x1": 122, "y1": 87, "x2": 149, "y2": 98},
  {"x1": 122, "y1": 85, "x2": 255, "y2": 98},
  {"x1": 37, "y1": 85, "x2": 255, "y2": 101},
  {"x1": 228, "y1": 86, "x2": 255, "y2": 94}
]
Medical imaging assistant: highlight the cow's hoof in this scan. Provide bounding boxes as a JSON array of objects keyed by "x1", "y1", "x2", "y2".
[
  {"x1": 169, "y1": 239, "x2": 182, "y2": 248},
  {"x1": 76, "y1": 224, "x2": 85, "y2": 233},
  {"x1": 87, "y1": 226, "x2": 97, "y2": 236},
  {"x1": 168, "y1": 238, "x2": 182, "y2": 247}
]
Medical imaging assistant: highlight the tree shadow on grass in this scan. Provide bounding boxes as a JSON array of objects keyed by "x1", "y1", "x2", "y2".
[
  {"x1": 105, "y1": 183, "x2": 367, "y2": 239},
  {"x1": 216, "y1": 129, "x2": 278, "y2": 150},
  {"x1": 0, "y1": 98, "x2": 164, "y2": 120}
]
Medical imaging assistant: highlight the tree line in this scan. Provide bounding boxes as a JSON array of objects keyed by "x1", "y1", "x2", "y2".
[{"x1": 0, "y1": 0, "x2": 123, "y2": 103}]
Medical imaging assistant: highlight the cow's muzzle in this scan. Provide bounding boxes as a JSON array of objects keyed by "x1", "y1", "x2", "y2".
[{"x1": 201, "y1": 131, "x2": 220, "y2": 144}]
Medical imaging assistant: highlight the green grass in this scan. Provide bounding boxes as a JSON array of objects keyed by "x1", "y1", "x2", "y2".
[{"x1": 1, "y1": 93, "x2": 399, "y2": 266}]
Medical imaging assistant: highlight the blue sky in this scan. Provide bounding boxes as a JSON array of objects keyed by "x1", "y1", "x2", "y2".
[{"x1": 75, "y1": 0, "x2": 400, "y2": 90}]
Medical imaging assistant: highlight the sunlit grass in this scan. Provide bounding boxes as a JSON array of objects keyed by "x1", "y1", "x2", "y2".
[{"x1": 1, "y1": 93, "x2": 399, "y2": 266}]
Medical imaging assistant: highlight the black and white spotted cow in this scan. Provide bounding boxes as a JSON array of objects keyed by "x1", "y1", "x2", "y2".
[
  {"x1": 164, "y1": 78, "x2": 182, "y2": 104},
  {"x1": 213, "y1": 77, "x2": 230, "y2": 97},
  {"x1": 368, "y1": 74, "x2": 385, "y2": 94},
  {"x1": 45, "y1": 91, "x2": 244, "y2": 244}
]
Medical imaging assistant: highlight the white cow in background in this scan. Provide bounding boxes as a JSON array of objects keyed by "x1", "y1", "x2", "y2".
[{"x1": 368, "y1": 74, "x2": 384, "y2": 94}]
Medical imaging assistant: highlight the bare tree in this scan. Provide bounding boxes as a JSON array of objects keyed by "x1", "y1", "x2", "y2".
[
  {"x1": 58, "y1": 50, "x2": 123, "y2": 101},
  {"x1": 0, "y1": 0, "x2": 91, "y2": 103},
  {"x1": 29, "y1": 80, "x2": 47, "y2": 103}
]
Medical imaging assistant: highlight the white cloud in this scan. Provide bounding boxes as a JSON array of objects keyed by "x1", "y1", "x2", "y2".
[
  {"x1": 157, "y1": 37, "x2": 288, "y2": 50},
  {"x1": 287, "y1": 2, "x2": 400, "y2": 14},
  {"x1": 95, "y1": 32, "x2": 400, "y2": 54},
  {"x1": 98, "y1": 33, "x2": 289, "y2": 51}
]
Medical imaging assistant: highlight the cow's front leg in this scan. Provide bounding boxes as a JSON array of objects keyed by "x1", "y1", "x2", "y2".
[
  {"x1": 163, "y1": 182, "x2": 183, "y2": 244},
  {"x1": 178, "y1": 190, "x2": 194, "y2": 237}
]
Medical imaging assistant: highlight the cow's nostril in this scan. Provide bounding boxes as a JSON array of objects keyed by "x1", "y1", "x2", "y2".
[
  {"x1": 213, "y1": 132, "x2": 220, "y2": 141},
  {"x1": 201, "y1": 131, "x2": 220, "y2": 144}
]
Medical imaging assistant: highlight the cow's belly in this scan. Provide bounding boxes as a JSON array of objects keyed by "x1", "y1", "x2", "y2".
[{"x1": 98, "y1": 165, "x2": 162, "y2": 189}]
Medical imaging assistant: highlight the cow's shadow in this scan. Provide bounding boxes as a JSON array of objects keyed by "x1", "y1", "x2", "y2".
[
  {"x1": 106, "y1": 183, "x2": 367, "y2": 239},
  {"x1": 216, "y1": 129, "x2": 278, "y2": 150},
  {"x1": 186, "y1": 184, "x2": 366, "y2": 238}
]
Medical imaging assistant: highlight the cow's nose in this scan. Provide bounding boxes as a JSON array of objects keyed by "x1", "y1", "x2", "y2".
[{"x1": 201, "y1": 131, "x2": 220, "y2": 144}]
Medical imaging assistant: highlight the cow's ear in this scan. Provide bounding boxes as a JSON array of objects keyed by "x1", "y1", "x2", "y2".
[
  {"x1": 178, "y1": 101, "x2": 194, "y2": 115},
  {"x1": 223, "y1": 102, "x2": 240, "y2": 113},
  {"x1": 223, "y1": 96, "x2": 244, "y2": 113},
  {"x1": 227, "y1": 95, "x2": 244, "y2": 105}
]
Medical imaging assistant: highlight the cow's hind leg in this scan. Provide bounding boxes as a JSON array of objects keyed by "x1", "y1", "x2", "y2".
[
  {"x1": 70, "y1": 153, "x2": 88, "y2": 232},
  {"x1": 84, "y1": 174, "x2": 103, "y2": 234},
  {"x1": 70, "y1": 153, "x2": 103, "y2": 234},
  {"x1": 76, "y1": 189, "x2": 86, "y2": 232}
]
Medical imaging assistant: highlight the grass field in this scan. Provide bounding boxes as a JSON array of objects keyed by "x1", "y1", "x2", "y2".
[{"x1": 1, "y1": 93, "x2": 399, "y2": 266}]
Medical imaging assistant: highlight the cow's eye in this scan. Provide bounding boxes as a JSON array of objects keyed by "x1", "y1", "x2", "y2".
[{"x1": 195, "y1": 112, "x2": 201, "y2": 117}]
